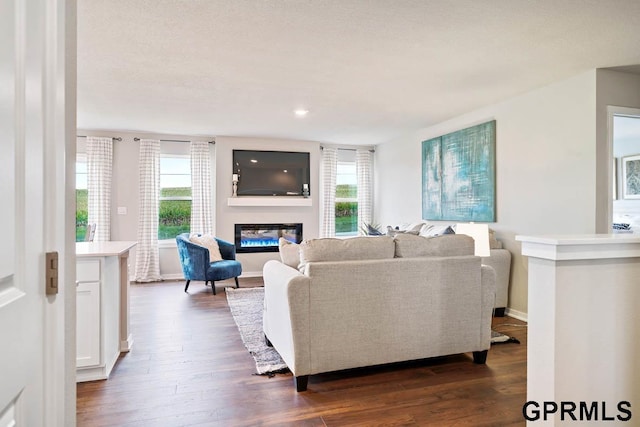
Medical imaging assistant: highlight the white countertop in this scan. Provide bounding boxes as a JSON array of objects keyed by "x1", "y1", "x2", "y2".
[
  {"x1": 515, "y1": 233, "x2": 640, "y2": 260},
  {"x1": 76, "y1": 241, "x2": 137, "y2": 257},
  {"x1": 516, "y1": 233, "x2": 640, "y2": 245}
]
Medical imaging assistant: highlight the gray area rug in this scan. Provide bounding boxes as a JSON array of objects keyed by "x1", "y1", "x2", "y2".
[
  {"x1": 225, "y1": 287, "x2": 288, "y2": 375},
  {"x1": 226, "y1": 287, "x2": 519, "y2": 375}
]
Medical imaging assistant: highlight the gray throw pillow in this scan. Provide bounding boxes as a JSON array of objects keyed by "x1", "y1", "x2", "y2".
[
  {"x1": 419, "y1": 224, "x2": 455, "y2": 237},
  {"x1": 386, "y1": 226, "x2": 420, "y2": 237},
  {"x1": 489, "y1": 229, "x2": 502, "y2": 249}
]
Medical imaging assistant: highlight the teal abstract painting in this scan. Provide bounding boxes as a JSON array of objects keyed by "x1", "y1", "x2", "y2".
[{"x1": 422, "y1": 121, "x2": 496, "y2": 222}]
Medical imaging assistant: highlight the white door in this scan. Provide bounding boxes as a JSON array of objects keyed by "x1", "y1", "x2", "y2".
[{"x1": 0, "y1": 0, "x2": 74, "y2": 426}]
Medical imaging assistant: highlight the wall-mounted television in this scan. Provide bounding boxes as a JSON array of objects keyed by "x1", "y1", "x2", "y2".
[{"x1": 233, "y1": 150, "x2": 310, "y2": 196}]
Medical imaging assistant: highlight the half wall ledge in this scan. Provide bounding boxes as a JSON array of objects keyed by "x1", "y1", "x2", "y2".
[
  {"x1": 516, "y1": 233, "x2": 640, "y2": 422},
  {"x1": 227, "y1": 197, "x2": 312, "y2": 207}
]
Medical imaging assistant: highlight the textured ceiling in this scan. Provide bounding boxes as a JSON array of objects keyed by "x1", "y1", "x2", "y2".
[{"x1": 77, "y1": 0, "x2": 640, "y2": 145}]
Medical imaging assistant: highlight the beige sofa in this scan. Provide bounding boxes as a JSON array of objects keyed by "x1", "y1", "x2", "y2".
[
  {"x1": 263, "y1": 234, "x2": 496, "y2": 391},
  {"x1": 482, "y1": 248, "x2": 511, "y2": 316},
  {"x1": 388, "y1": 222, "x2": 511, "y2": 315}
]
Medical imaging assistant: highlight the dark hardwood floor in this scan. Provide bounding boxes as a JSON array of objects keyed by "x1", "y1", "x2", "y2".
[{"x1": 76, "y1": 278, "x2": 527, "y2": 426}]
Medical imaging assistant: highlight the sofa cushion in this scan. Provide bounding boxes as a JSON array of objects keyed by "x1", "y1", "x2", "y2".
[
  {"x1": 278, "y1": 238, "x2": 300, "y2": 269},
  {"x1": 298, "y1": 236, "x2": 395, "y2": 270},
  {"x1": 189, "y1": 234, "x2": 223, "y2": 262},
  {"x1": 394, "y1": 233, "x2": 474, "y2": 258}
]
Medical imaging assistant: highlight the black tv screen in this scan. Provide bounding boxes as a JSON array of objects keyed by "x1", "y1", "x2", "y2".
[{"x1": 233, "y1": 150, "x2": 310, "y2": 196}]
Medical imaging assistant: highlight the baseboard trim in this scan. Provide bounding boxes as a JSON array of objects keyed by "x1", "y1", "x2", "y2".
[
  {"x1": 131, "y1": 272, "x2": 263, "y2": 282},
  {"x1": 240, "y1": 271, "x2": 262, "y2": 278},
  {"x1": 160, "y1": 273, "x2": 184, "y2": 281},
  {"x1": 505, "y1": 307, "x2": 528, "y2": 322}
]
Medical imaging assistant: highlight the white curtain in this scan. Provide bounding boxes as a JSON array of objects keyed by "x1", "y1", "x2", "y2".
[
  {"x1": 134, "y1": 139, "x2": 162, "y2": 282},
  {"x1": 190, "y1": 141, "x2": 213, "y2": 235},
  {"x1": 356, "y1": 148, "x2": 373, "y2": 234},
  {"x1": 86, "y1": 136, "x2": 113, "y2": 242},
  {"x1": 320, "y1": 147, "x2": 337, "y2": 237}
]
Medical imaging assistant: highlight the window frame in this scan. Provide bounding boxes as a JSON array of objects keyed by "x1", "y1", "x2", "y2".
[
  {"x1": 335, "y1": 153, "x2": 358, "y2": 237},
  {"x1": 158, "y1": 152, "x2": 192, "y2": 243},
  {"x1": 75, "y1": 153, "x2": 88, "y2": 242}
]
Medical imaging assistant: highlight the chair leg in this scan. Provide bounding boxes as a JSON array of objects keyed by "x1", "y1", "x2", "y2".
[
  {"x1": 184, "y1": 280, "x2": 190, "y2": 292},
  {"x1": 211, "y1": 281, "x2": 216, "y2": 295},
  {"x1": 234, "y1": 277, "x2": 239, "y2": 289}
]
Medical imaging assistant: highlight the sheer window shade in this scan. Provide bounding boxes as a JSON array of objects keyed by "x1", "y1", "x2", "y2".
[
  {"x1": 135, "y1": 139, "x2": 162, "y2": 282},
  {"x1": 356, "y1": 149, "x2": 373, "y2": 234},
  {"x1": 86, "y1": 136, "x2": 113, "y2": 242},
  {"x1": 190, "y1": 141, "x2": 213, "y2": 235},
  {"x1": 320, "y1": 147, "x2": 338, "y2": 237}
]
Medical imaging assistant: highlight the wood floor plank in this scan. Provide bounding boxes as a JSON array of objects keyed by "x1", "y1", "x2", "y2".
[{"x1": 77, "y1": 278, "x2": 527, "y2": 426}]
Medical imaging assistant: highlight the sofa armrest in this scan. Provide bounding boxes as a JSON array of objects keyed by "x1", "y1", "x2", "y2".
[
  {"x1": 262, "y1": 260, "x2": 312, "y2": 376},
  {"x1": 480, "y1": 264, "x2": 497, "y2": 348},
  {"x1": 481, "y1": 248, "x2": 511, "y2": 309}
]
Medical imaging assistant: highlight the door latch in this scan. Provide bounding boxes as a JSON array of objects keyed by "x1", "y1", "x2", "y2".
[{"x1": 46, "y1": 251, "x2": 59, "y2": 295}]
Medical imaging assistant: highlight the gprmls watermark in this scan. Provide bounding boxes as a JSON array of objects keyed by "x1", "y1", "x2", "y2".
[{"x1": 523, "y1": 401, "x2": 632, "y2": 422}]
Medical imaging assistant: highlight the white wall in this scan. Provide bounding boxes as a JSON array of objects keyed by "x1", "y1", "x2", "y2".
[
  {"x1": 78, "y1": 130, "x2": 216, "y2": 279},
  {"x1": 595, "y1": 69, "x2": 640, "y2": 232},
  {"x1": 82, "y1": 69, "x2": 640, "y2": 302},
  {"x1": 214, "y1": 136, "x2": 321, "y2": 276},
  {"x1": 78, "y1": 131, "x2": 322, "y2": 279},
  {"x1": 613, "y1": 116, "x2": 640, "y2": 230},
  {"x1": 375, "y1": 70, "x2": 599, "y2": 317}
]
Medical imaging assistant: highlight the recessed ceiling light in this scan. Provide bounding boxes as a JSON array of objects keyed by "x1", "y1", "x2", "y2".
[
  {"x1": 283, "y1": 169, "x2": 288, "y2": 173},
  {"x1": 250, "y1": 159, "x2": 258, "y2": 163},
  {"x1": 294, "y1": 109, "x2": 309, "y2": 117}
]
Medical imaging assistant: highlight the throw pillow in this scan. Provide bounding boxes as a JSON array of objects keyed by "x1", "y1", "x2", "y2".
[
  {"x1": 363, "y1": 223, "x2": 383, "y2": 236},
  {"x1": 278, "y1": 238, "x2": 300, "y2": 269},
  {"x1": 488, "y1": 228, "x2": 502, "y2": 249},
  {"x1": 189, "y1": 234, "x2": 223, "y2": 262},
  {"x1": 386, "y1": 226, "x2": 420, "y2": 237},
  {"x1": 401, "y1": 222, "x2": 426, "y2": 233},
  {"x1": 419, "y1": 224, "x2": 455, "y2": 237}
]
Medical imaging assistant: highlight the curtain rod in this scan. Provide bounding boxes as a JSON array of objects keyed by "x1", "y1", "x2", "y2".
[
  {"x1": 320, "y1": 146, "x2": 375, "y2": 153},
  {"x1": 133, "y1": 137, "x2": 215, "y2": 144},
  {"x1": 77, "y1": 135, "x2": 122, "y2": 141}
]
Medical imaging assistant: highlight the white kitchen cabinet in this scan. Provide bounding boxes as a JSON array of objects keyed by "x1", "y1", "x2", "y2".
[
  {"x1": 76, "y1": 280, "x2": 100, "y2": 368},
  {"x1": 76, "y1": 241, "x2": 136, "y2": 382}
]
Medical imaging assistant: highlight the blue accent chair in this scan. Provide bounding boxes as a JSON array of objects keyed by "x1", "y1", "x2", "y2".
[{"x1": 176, "y1": 233, "x2": 242, "y2": 295}]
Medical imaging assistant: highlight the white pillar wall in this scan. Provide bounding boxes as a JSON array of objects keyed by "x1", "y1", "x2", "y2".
[{"x1": 517, "y1": 234, "x2": 640, "y2": 425}]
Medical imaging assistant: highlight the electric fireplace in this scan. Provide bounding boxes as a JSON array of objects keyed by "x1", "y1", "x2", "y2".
[{"x1": 234, "y1": 223, "x2": 303, "y2": 253}]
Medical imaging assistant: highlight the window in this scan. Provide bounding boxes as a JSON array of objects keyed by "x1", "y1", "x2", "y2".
[
  {"x1": 335, "y1": 150, "x2": 358, "y2": 236},
  {"x1": 159, "y1": 155, "x2": 191, "y2": 240},
  {"x1": 76, "y1": 154, "x2": 88, "y2": 242}
]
